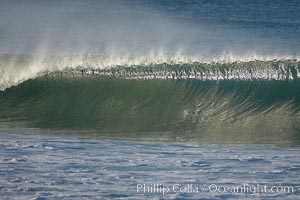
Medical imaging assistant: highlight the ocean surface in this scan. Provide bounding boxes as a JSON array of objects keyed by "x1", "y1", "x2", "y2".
[
  {"x1": 0, "y1": 0, "x2": 300, "y2": 199},
  {"x1": 1, "y1": 131, "x2": 300, "y2": 200}
]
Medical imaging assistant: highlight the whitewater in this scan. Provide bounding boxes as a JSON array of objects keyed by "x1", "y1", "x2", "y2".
[{"x1": 0, "y1": 0, "x2": 300, "y2": 91}]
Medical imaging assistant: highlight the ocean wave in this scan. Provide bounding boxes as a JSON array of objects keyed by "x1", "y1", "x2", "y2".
[{"x1": 0, "y1": 73, "x2": 300, "y2": 141}]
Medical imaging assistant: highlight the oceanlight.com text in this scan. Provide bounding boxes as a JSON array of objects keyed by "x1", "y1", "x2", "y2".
[{"x1": 136, "y1": 183, "x2": 295, "y2": 196}]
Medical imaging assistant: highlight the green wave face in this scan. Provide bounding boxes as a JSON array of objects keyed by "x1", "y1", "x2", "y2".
[{"x1": 1, "y1": 69, "x2": 300, "y2": 144}]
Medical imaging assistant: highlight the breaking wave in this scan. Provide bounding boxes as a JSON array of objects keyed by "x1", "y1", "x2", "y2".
[{"x1": 0, "y1": 55, "x2": 300, "y2": 143}]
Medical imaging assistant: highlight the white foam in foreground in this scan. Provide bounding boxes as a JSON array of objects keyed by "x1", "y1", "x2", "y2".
[{"x1": 0, "y1": 131, "x2": 299, "y2": 199}]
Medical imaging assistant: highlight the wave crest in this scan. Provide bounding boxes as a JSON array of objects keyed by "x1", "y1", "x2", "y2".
[{"x1": 0, "y1": 54, "x2": 300, "y2": 90}]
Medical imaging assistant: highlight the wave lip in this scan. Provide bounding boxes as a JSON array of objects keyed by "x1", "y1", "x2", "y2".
[
  {"x1": 78, "y1": 60, "x2": 300, "y2": 81},
  {"x1": 0, "y1": 54, "x2": 300, "y2": 90}
]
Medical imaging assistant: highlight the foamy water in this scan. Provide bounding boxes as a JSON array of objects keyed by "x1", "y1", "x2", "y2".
[{"x1": 0, "y1": 131, "x2": 299, "y2": 199}]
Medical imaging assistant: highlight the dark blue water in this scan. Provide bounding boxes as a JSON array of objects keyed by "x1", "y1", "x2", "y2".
[
  {"x1": 143, "y1": 0, "x2": 300, "y2": 53},
  {"x1": 1, "y1": 0, "x2": 300, "y2": 55}
]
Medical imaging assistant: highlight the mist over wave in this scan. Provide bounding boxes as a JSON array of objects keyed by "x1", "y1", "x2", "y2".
[
  {"x1": 1, "y1": 0, "x2": 299, "y2": 56},
  {"x1": 0, "y1": 0, "x2": 300, "y2": 89},
  {"x1": 0, "y1": 0, "x2": 299, "y2": 55},
  {"x1": 1, "y1": 0, "x2": 300, "y2": 88}
]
